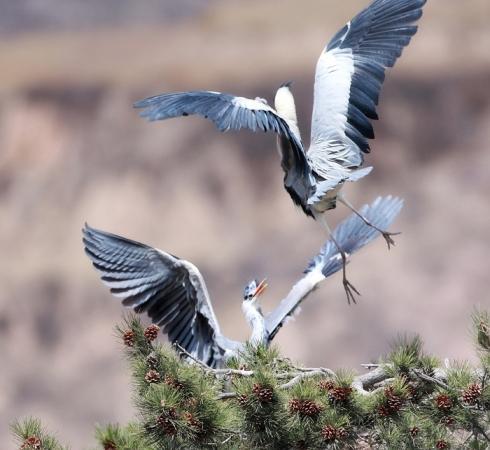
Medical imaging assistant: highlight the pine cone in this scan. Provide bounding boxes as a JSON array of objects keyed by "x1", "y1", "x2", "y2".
[
  {"x1": 252, "y1": 383, "x2": 274, "y2": 403},
  {"x1": 406, "y1": 384, "x2": 419, "y2": 402},
  {"x1": 386, "y1": 394, "x2": 403, "y2": 412},
  {"x1": 377, "y1": 405, "x2": 391, "y2": 417},
  {"x1": 336, "y1": 427, "x2": 348, "y2": 440},
  {"x1": 409, "y1": 426, "x2": 419, "y2": 437},
  {"x1": 164, "y1": 375, "x2": 184, "y2": 390},
  {"x1": 436, "y1": 439, "x2": 449, "y2": 449},
  {"x1": 156, "y1": 414, "x2": 177, "y2": 436},
  {"x1": 146, "y1": 354, "x2": 159, "y2": 369},
  {"x1": 237, "y1": 394, "x2": 248, "y2": 407},
  {"x1": 462, "y1": 383, "x2": 482, "y2": 405},
  {"x1": 435, "y1": 394, "x2": 453, "y2": 411},
  {"x1": 289, "y1": 398, "x2": 302, "y2": 413},
  {"x1": 440, "y1": 415, "x2": 454, "y2": 427},
  {"x1": 328, "y1": 386, "x2": 352, "y2": 404},
  {"x1": 122, "y1": 330, "x2": 135, "y2": 347},
  {"x1": 318, "y1": 379, "x2": 336, "y2": 391},
  {"x1": 321, "y1": 425, "x2": 337, "y2": 443},
  {"x1": 145, "y1": 369, "x2": 161, "y2": 383},
  {"x1": 20, "y1": 436, "x2": 42, "y2": 449},
  {"x1": 103, "y1": 441, "x2": 117, "y2": 450},
  {"x1": 144, "y1": 324, "x2": 160, "y2": 341},
  {"x1": 167, "y1": 407, "x2": 178, "y2": 419},
  {"x1": 183, "y1": 412, "x2": 203, "y2": 433},
  {"x1": 289, "y1": 399, "x2": 322, "y2": 417},
  {"x1": 384, "y1": 386, "x2": 404, "y2": 413},
  {"x1": 300, "y1": 400, "x2": 322, "y2": 417}
]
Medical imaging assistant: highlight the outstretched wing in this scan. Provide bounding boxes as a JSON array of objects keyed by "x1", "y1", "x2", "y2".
[
  {"x1": 308, "y1": 0, "x2": 426, "y2": 177},
  {"x1": 134, "y1": 90, "x2": 309, "y2": 176},
  {"x1": 265, "y1": 196, "x2": 403, "y2": 340},
  {"x1": 83, "y1": 225, "x2": 225, "y2": 367},
  {"x1": 309, "y1": 195, "x2": 404, "y2": 276}
]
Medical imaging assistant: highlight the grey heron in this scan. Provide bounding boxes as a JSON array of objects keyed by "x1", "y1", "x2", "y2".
[
  {"x1": 134, "y1": 0, "x2": 425, "y2": 303},
  {"x1": 83, "y1": 196, "x2": 402, "y2": 368}
]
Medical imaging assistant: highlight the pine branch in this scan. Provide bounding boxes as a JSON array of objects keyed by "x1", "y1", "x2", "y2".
[{"x1": 11, "y1": 310, "x2": 490, "y2": 449}]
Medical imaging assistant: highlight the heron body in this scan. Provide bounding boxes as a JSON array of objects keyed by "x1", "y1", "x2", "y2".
[
  {"x1": 83, "y1": 196, "x2": 403, "y2": 367},
  {"x1": 133, "y1": 0, "x2": 424, "y2": 302},
  {"x1": 135, "y1": 0, "x2": 424, "y2": 221}
]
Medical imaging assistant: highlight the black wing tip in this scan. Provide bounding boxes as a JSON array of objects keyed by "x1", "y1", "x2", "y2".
[
  {"x1": 374, "y1": 0, "x2": 427, "y2": 9},
  {"x1": 411, "y1": 0, "x2": 428, "y2": 8},
  {"x1": 82, "y1": 223, "x2": 146, "y2": 249}
]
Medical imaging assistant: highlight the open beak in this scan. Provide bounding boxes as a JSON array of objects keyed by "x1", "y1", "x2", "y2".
[{"x1": 253, "y1": 278, "x2": 268, "y2": 299}]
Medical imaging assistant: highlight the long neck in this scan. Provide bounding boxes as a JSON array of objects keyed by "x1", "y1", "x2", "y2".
[
  {"x1": 274, "y1": 87, "x2": 301, "y2": 138},
  {"x1": 241, "y1": 301, "x2": 268, "y2": 346}
]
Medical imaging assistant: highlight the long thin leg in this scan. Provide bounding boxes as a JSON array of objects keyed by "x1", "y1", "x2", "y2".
[
  {"x1": 337, "y1": 194, "x2": 400, "y2": 250},
  {"x1": 317, "y1": 213, "x2": 360, "y2": 305}
]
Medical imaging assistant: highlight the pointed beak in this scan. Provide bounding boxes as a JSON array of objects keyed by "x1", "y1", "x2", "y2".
[{"x1": 253, "y1": 279, "x2": 268, "y2": 299}]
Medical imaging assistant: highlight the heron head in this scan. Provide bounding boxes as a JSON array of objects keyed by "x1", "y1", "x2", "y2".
[
  {"x1": 243, "y1": 279, "x2": 268, "y2": 302},
  {"x1": 274, "y1": 82, "x2": 297, "y2": 124}
]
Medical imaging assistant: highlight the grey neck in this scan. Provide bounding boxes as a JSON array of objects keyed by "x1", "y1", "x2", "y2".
[{"x1": 241, "y1": 300, "x2": 268, "y2": 346}]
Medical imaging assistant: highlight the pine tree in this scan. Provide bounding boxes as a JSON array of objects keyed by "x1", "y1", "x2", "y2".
[{"x1": 11, "y1": 310, "x2": 490, "y2": 449}]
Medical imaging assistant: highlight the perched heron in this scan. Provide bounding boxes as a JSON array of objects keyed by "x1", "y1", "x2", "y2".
[
  {"x1": 134, "y1": 0, "x2": 425, "y2": 303},
  {"x1": 83, "y1": 196, "x2": 402, "y2": 367}
]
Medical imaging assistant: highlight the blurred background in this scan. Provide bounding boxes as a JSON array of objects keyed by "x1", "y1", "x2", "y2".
[{"x1": 1, "y1": 0, "x2": 489, "y2": 447}]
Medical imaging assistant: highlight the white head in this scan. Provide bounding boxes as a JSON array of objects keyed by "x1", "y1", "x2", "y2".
[
  {"x1": 274, "y1": 81, "x2": 298, "y2": 124},
  {"x1": 243, "y1": 279, "x2": 268, "y2": 309}
]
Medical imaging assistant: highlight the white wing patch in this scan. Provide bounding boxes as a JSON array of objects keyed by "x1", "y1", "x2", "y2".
[
  {"x1": 310, "y1": 48, "x2": 354, "y2": 146},
  {"x1": 233, "y1": 96, "x2": 274, "y2": 111},
  {"x1": 308, "y1": 47, "x2": 366, "y2": 176}
]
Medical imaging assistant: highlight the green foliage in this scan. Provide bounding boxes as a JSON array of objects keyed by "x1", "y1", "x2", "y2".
[
  {"x1": 10, "y1": 417, "x2": 67, "y2": 450},
  {"x1": 95, "y1": 423, "x2": 151, "y2": 450},
  {"x1": 117, "y1": 316, "x2": 232, "y2": 449},
  {"x1": 11, "y1": 311, "x2": 490, "y2": 449},
  {"x1": 472, "y1": 308, "x2": 490, "y2": 352},
  {"x1": 385, "y1": 334, "x2": 439, "y2": 377}
]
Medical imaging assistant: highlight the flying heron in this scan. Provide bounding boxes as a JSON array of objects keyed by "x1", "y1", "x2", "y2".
[
  {"x1": 133, "y1": 0, "x2": 425, "y2": 303},
  {"x1": 83, "y1": 196, "x2": 402, "y2": 367}
]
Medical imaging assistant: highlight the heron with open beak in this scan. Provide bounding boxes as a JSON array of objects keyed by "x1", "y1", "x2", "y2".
[{"x1": 83, "y1": 196, "x2": 402, "y2": 367}]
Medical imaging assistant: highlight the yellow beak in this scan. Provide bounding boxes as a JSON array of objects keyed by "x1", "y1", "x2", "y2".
[{"x1": 253, "y1": 278, "x2": 268, "y2": 298}]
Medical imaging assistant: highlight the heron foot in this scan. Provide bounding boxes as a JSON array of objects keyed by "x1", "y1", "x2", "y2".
[
  {"x1": 380, "y1": 230, "x2": 401, "y2": 250},
  {"x1": 343, "y1": 277, "x2": 360, "y2": 305},
  {"x1": 339, "y1": 249, "x2": 360, "y2": 305}
]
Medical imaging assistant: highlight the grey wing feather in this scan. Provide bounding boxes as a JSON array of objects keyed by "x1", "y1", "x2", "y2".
[
  {"x1": 308, "y1": 195, "x2": 404, "y2": 276},
  {"x1": 134, "y1": 90, "x2": 309, "y2": 177},
  {"x1": 266, "y1": 196, "x2": 403, "y2": 339},
  {"x1": 309, "y1": 0, "x2": 426, "y2": 175},
  {"x1": 82, "y1": 225, "x2": 225, "y2": 367}
]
